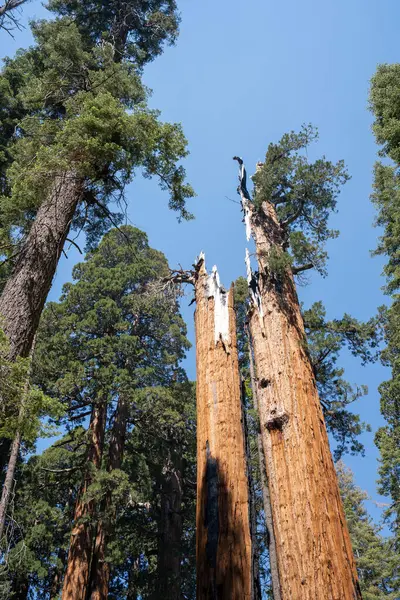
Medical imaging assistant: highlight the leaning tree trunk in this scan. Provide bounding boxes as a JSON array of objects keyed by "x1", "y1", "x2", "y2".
[
  {"x1": 195, "y1": 256, "x2": 253, "y2": 600},
  {"x1": 154, "y1": 453, "x2": 183, "y2": 600},
  {"x1": 0, "y1": 171, "x2": 83, "y2": 361},
  {"x1": 237, "y1": 162, "x2": 362, "y2": 600},
  {"x1": 89, "y1": 396, "x2": 129, "y2": 600},
  {"x1": 62, "y1": 402, "x2": 107, "y2": 600}
]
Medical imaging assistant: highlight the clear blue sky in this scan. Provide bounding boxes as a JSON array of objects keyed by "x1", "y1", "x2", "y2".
[{"x1": 1, "y1": 0, "x2": 399, "y2": 526}]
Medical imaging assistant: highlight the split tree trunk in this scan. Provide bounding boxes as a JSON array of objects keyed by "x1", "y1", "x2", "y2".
[
  {"x1": 89, "y1": 396, "x2": 129, "y2": 600},
  {"x1": 239, "y1": 172, "x2": 362, "y2": 599},
  {"x1": 195, "y1": 257, "x2": 253, "y2": 600},
  {"x1": 154, "y1": 453, "x2": 183, "y2": 600},
  {"x1": 62, "y1": 402, "x2": 106, "y2": 600},
  {"x1": 0, "y1": 172, "x2": 83, "y2": 361}
]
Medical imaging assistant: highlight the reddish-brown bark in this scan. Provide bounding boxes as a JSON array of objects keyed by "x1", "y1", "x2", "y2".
[
  {"x1": 244, "y1": 194, "x2": 362, "y2": 600},
  {"x1": 62, "y1": 402, "x2": 106, "y2": 600},
  {"x1": 89, "y1": 396, "x2": 129, "y2": 600},
  {"x1": 248, "y1": 335, "x2": 281, "y2": 600},
  {"x1": 195, "y1": 258, "x2": 253, "y2": 600}
]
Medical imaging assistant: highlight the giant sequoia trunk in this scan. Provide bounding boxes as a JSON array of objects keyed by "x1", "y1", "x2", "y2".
[
  {"x1": 195, "y1": 257, "x2": 253, "y2": 600},
  {"x1": 62, "y1": 402, "x2": 106, "y2": 600},
  {"x1": 248, "y1": 335, "x2": 281, "y2": 600},
  {"x1": 154, "y1": 453, "x2": 183, "y2": 600},
  {"x1": 89, "y1": 396, "x2": 129, "y2": 600},
  {"x1": 239, "y1": 171, "x2": 362, "y2": 599},
  {"x1": 0, "y1": 172, "x2": 83, "y2": 361}
]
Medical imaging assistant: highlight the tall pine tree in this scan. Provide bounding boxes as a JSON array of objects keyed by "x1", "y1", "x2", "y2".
[{"x1": 370, "y1": 63, "x2": 400, "y2": 551}]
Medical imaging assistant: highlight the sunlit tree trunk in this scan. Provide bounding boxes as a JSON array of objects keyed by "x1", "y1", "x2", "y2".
[
  {"x1": 62, "y1": 402, "x2": 106, "y2": 600},
  {"x1": 241, "y1": 183, "x2": 362, "y2": 599},
  {"x1": 195, "y1": 257, "x2": 253, "y2": 599},
  {"x1": 248, "y1": 335, "x2": 281, "y2": 600},
  {"x1": 0, "y1": 172, "x2": 83, "y2": 362}
]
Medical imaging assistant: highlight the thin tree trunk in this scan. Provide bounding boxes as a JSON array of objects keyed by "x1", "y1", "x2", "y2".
[
  {"x1": 241, "y1": 373, "x2": 262, "y2": 600},
  {"x1": 248, "y1": 333, "x2": 281, "y2": 600},
  {"x1": 11, "y1": 576, "x2": 29, "y2": 600},
  {"x1": 0, "y1": 339, "x2": 35, "y2": 545},
  {"x1": 89, "y1": 396, "x2": 129, "y2": 600},
  {"x1": 50, "y1": 548, "x2": 67, "y2": 600},
  {"x1": 237, "y1": 164, "x2": 362, "y2": 599},
  {"x1": 195, "y1": 257, "x2": 253, "y2": 600},
  {"x1": 154, "y1": 453, "x2": 183, "y2": 600},
  {"x1": 0, "y1": 430, "x2": 20, "y2": 545},
  {"x1": 62, "y1": 402, "x2": 106, "y2": 600},
  {"x1": 0, "y1": 171, "x2": 83, "y2": 361}
]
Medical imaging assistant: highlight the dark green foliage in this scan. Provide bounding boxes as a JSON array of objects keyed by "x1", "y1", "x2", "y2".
[
  {"x1": 370, "y1": 64, "x2": 400, "y2": 548},
  {"x1": 9, "y1": 225, "x2": 197, "y2": 598},
  {"x1": 337, "y1": 462, "x2": 399, "y2": 599},
  {"x1": 252, "y1": 125, "x2": 349, "y2": 276},
  {"x1": 34, "y1": 226, "x2": 190, "y2": 416},
  {"x1": 47, "y1": 0, "x2": 180, "y2": 67},
  {"x1": 0, "y1": 1, "x2": 194, "y2": 275},
  {"x1": 303, "y1": 301, "x2": 381, "y2": 459}
]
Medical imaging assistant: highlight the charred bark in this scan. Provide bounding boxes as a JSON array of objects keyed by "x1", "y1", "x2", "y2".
[
  {"x1": 236, "y1": 159, "x2": 362, "y2": 600},
  {"x1": 0, "y1": 172, "x2": 83, "y2": 361},
  {"x1": 62, "y1": 402, "x2": 107, "y2": 600},
  {"x1": 88, "y1": 396, "x2": 129, "y2": 600},
  {"x1": 195, "y1": 257, "x2": 253, "y2": 600}
]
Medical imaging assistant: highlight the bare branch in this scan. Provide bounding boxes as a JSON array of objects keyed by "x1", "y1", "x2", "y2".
[
  {"x1": 292, "y1": 263, "x2": 314, "y2": 275},
  {"x1": 0, "y1": 0, "x2": 29, "y2": 35}
]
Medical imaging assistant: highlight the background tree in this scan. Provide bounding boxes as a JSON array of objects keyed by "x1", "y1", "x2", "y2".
[
  {"x1": 31, "y1": 226, "x2": 193, "y2": 599},
  {"x1": 370, "y1": 63, "x2": 400, "y2": 550},
  {"x1": 337, "y1": 462, "x2": 399, "y2": 599}
]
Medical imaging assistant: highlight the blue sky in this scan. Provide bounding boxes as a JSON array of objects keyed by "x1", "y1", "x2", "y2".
[{"x1": 1, "y1": 0, "x2": 399, "y2": 526}]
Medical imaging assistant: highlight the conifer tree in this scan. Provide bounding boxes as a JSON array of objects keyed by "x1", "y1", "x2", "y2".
[
  {"x1": 337, "y1": 463, "x2": 399, "y2": 599},
  {"x1": 233, "y1": 128, "x2": 373, "y2": 599},
  {"x1": 370, "y1": 64, "x2": 400, "y2": 550},
  {"x1": 32, "y1": 226, "x2": 191, "y2": 599},
  {"x1": 234, "y1": 277, "x2": 380, "y2": 598},
  {"x1": 0, "y1": 0, "x2": 194, "y2": 364}
]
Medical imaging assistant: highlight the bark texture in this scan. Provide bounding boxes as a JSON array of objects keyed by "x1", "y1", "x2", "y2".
[
  {"x1": 0, "y1": 429, "x2": 20, "y2": 545},
  {"x1": 248, "y1": 336, "x2": 281, "y2": 600},
  {"x1": 62, "y1": 402, "x2": 106, "y2": 600},
  {"x1": 0, "y1": 172, "x2": 83, "y2": 361},
  {"x1": 242, "y1": 187, "x2": 362, "y2": 599},
  {"x1": 89, "y1": 396, "x2": 129, "y2": 600},
  {"x1": 195, "y1": 258, "x2": 253, "y2": 600},
  {"x1": 153, "y1": 454, "x2": 183, "y2": 600}
]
